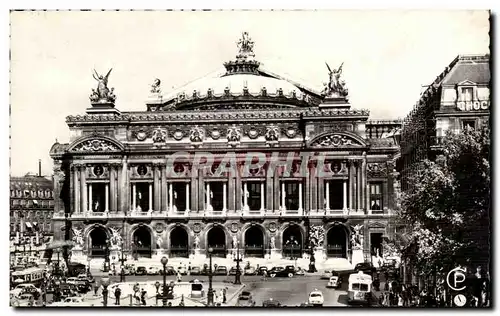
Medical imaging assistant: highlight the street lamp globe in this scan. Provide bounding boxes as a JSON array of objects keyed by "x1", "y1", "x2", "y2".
[
  {"x1": 161, "y1": 256, "x2": 168, "y2": 265},
  {"x1": 208, "y1": 247, "x2": 213, "y2": 254},
  {"x1": 101, "y1": 277, "x2": 110, "y2": 287}
]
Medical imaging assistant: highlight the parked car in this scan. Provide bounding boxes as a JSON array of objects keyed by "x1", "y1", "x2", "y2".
[
  {"x1": 321, "y1": 270, "x2": 333, "y2": 280},
  {"x1": 326, "y1": 276, "x2": 342, "y2": 289},
  {"x1": 77, "y1": 274, "x2": 95, "y2": 283},
  {"x1": 76, "y1": 280, "x2": 91, "y2": 293},
  {"x1": 229, "y1": 266, "x2": 243, "y2": 276},
  {"x1": 66, "y1": 277, "x2": 78, "y2": 285},
  {"x1": 16, "y1": 293, "x2": 35, "y2": 306},
  {"x1": 190, "y1": 266, "x2": 201, "y2": 275},
  {"x1": 165, "y1": 266, "x2": 176, "y2": 275},
  {"x1": 308, "y1": 289, "x2": 324, "y2": 306},
  {"x1": 257, "y1": 266, "x2": 268, "y2": 275},
  {"x1": 295, "y1": 267, "x2": 306, "y2": 276},
  {"x1": 177, "y1": 266, "x2": 188, "y2": 275},
  {"x1": 148, "y1": 266, "x2": 160, "y2": 275},
  {"x1": 11, "y1": 283, "x2": 40, "y2": 298},
  {"x1": 354, "y1": 263, "x2": 376, "y2": 275},
  {"x1": 60, "y1": 284, "x2": 78, "y2": 299},
  {"x1": 49, "y1": 296, "x2": 85, "y2": 306},
  {"x1": 135, "y1": 266, "x2": 148, "y2": 276},
  {"x1": 214, "y1": 266, "x2": 228, "y2": 276},
  {"x1": 244, "y1": 266, "x2": 256, "y2": 275},
  {"x1": 269, "y1": 266, "x2": 295, "y2": 278},
  {"x1": 262, "y1": 298, "x2": 281, "y2": 307},
  {"x1": 237, "y1": 291, "x2": 256, "y2": 307}
]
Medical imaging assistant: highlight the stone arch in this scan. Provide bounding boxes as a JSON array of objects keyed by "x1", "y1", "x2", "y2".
[
  {"x1": 308, "y1": 131, "x2": 367, "y2": 148},
  {"x1": 241, "y1": 224, "x2": 266, "y2": 258},
  {"x1": 204, "y1": 223, "x2": 229, "y2": 257},
  {"x1": 130, "y1": 224, "x2": 154, "y2": 258},
  {"x1": 85, "y1": 224, "x2": 111, "y2": 258},
  {"x1": 325, "y1": 223, "x2": 350, "y2": 258},
  {"x1": 169, "y1": 225, "x2": 190, "y2": 258},
  {"x1": 281, "y1": 223, "x2": 305, "y2": 259},
  {"x1": 67, "y1": 134, "x2": 125, "y2": 153}
]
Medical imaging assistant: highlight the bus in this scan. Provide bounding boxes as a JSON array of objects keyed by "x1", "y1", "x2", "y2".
[
  {"x1": 11, "y1": 267, "x2": 45, "y2": 288},
  {"x1": 347, "y1": 271, "x2": 373, "y2": 305}
]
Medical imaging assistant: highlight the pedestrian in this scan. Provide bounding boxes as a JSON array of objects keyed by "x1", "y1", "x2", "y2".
[
  {"x1": 397, "y1": 294, "x2": 404, "y2": 307},
  {"x1": 262, "y1": 269, "x2": 268, "y2": 281},
  {"x1": 384, "y1": 282, "x2": 389, "y2": 292},
  {"x1": 177, "y1": 271, "x2": 182, "y2": 282},
  {"x1": 140, "y1": 288, "x2": 146, "y2": 306},
  {"x1": 114, "y1": 287, "x2": 121, "y2": 305},
  {"x1": 94, "y1": 284, "x2": 99, "y2": 296},
  {"x1": 223, "y1": 288, "x2": 227, "y2": 304}
]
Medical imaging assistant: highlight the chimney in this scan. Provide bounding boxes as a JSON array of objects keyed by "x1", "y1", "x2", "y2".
[{"x1": 38, "y1": 159, "x2": 42, "y2": 177}]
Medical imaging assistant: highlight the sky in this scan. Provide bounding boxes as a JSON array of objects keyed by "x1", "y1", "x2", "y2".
[{"x1": 9, "y1": 10, "x2": 490, "y2": 177}]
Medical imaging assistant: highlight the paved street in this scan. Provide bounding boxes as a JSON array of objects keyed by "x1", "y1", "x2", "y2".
[
  {"x1": 90, "y1": 273, "x2": 353, "y2": 307},
  {"x1": 244, "y1": 275, "x2": 349, "y2": 307}
]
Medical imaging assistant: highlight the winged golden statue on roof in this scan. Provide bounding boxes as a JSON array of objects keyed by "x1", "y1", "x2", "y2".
[{"x1": 323, "y1": 62, "x2": 349, "y2": 98}]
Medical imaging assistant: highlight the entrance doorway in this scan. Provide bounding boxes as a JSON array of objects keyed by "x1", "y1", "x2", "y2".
[
  {"x1": 89, "y1": 226, "x2": 108, "y2": 258},
  {"x1": 326, "y1": 225, "x2": 347, "y2": 258},
  {"x1": 132, "y1": 226, "x2": 152, "y2": 258},
  {"x1": 170, "y1": 227, "x2": 189, "y2": 258},
  {"x1": 244, "y1": 226, "x2": 264, "y2": 257},
  {"x1": 207, "y1": 226, "x2": 226, "y2": 257},
  {"x1": 282, "y1": 225, "x2": 302, "y2": 259},
  {"x1": 370, "y1": 232, "x2": 383, "y2": 257}
]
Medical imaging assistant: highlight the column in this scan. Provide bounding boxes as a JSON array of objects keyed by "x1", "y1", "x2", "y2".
[
  {"x1": 310, "y1": 167, "x2": 317, "y2": 211},
  {"x1": 185, "y1": 183, "x2": 190, "y2": 212},
  {"x1": 169, "y1": 183, "x2": 173, "y2": 212},
  {"x1": 342, "y1": 180, "x2": 347, "y2": 211},
  {"x1": 73, "y1": 166, "x2": 80, "y2": 214},
  {"x1": 243, "y1": 182, "x2": 249, "y2": 210},
  {"x1": 298, "y1": 182, "x2": 303, "y2": 213},
  {"x1": 325, "y1": 181, "x2": 330, "y2": 210},
  {"x1": 266, "y1": 169, "x2": 273, "y2": 212},
  {"x1": 105, "y1": 184, "x2": 109, "y2": 212},
  {"x1": 362, "y1": 158, "x2": 367, "y2": 212},
  {"x1": 317, "y1": 176, "x2": 324, "y2": 211},
  {"x1": 357, "y1": 162, "x2": 362, "y2": 211},
  {"x1": 281, "y1": 182, "x2": 286, "y2": 211},
  {"x1": 228, "y1": 175, "x2": 235, "y2": 212},
  {"x1": 116, "y1": 164, "x2": 121, "y2": 212},
  {"x1": 161, "y1": 166, "x2": 167, "y2": 212},
  {"x1": 148, "y1": 184, "x2": 153, "y2": 212},
  {"x1": 132, "y1": 184, "x2": 137, "y2": 211},
  {"x1": 235, "y1": 164, "x2": 241, "y2": 211},
  {"x1": 223, "y1": 182, "x2": 227, "y2": 212},
  {"x1": 260, "y1": 182, "x2": 265, "y2": 211},
  {"x1": 88, "y1": 184, "x2": 93, "y2": 212},
  {"x1": 120, "y1": 157, "x2": 128, "y2": 213},
  {"x1": 153, "y1": 165, "x2": 160, "y2": 212},
  {"x1": 80, "y1": 166, "x2": 87, "y2": 214},
  {"x1": 383, "y1": 181, "x2": 389, "y2": 212},
  {"x1": 305, "y1": 169, "x2": 310, "y2": 213},
  {"x1": 349, "y1": 161, "x2": 355, "y2": 211},
  {"x1": 206, "y1": 182, "x2": 211, "y2": 211},
  {"x1": 109, "y1": 166, "x2": 116, "y2": 212}
]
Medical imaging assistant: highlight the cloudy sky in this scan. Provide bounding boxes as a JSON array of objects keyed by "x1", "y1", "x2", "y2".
[{"x1": 10, "y1": 10, "x2": 489, "y2": 176}]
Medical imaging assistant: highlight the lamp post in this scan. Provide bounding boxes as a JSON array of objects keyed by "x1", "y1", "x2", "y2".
[
  {"x1": 207, "y1": 247, "x2": 214, "y2": 306},
  {"x1": 161, "y1": 256, "x2": 168, "y2": 306},
  {"x1": 155, "y1": 281, "x2": 160, "y2": 306},
  {"x1": 234, "y1": 241, "x2": 242, "y2": 285},
  {"x1": 101, "y1": 277, "x2": 110, "y2": 307}
]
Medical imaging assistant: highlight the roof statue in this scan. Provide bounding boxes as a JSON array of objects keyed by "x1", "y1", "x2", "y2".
[
  {"x1": 90, "y1": 68, "x2": 116, "y2": 104},
  {"x1": 151, "y1": 78, "x2": 161, "y2": 94},
  {"x1": 236, "y1": 31, "x2": 255, "y2": 60},
  {"x1": 323, "y1": 62, "x2": 349, "y2": 98}
]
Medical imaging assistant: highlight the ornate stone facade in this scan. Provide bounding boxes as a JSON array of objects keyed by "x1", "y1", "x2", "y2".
[{"x1": 50, "y1": 32, "x2": 401, "y2": 266}]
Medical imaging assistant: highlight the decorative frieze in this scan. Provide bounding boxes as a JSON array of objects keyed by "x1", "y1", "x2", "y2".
[
  {"x1": 71, "y1": 139, "x2": 121, "y2": 152},
  {"x1": 367, "y1": 162, "x2": 388, "y2": 178},
  {"x1": 310, "y1": 134, "x2": 363, "y2": 148}
]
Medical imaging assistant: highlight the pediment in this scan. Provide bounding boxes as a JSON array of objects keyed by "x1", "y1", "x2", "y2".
[
  {"x1": 457, "y1": 80, "x2": 477, "y2": 86},
  {"x1": 308, "y1": 131, "x2": 367, "y2": 148},
  {"x1": 68, "y1": 135, "x2": 124, "y2": 153}
]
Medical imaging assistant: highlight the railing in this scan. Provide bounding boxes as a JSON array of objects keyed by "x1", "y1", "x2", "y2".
[
  {"x1": 282, "y1": 244, "x2": 301, "y2": 258},
  {"x1": 133, "y1": 247, "x2": 153, "y2": 258},
  {"x1": 207, "y1": 245, "x2": 226, "y2": 257},
  {"x1": 170, "y1": 245, "x2": 189, "y2": 258},
  {"x1": 326, "y1": 245, "x2": 346, "y2": 258},
  {"x1": 244, "y1": 245, "x2": 265, "y2": 257}
]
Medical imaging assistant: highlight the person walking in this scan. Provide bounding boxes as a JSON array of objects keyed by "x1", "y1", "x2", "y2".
[
  {"x1": 140, "y1": 288, "x2": 147, "y2": 306},
  {"x1": 223, "y1": 288, "x2": 227, "y2": 304},
  {"x1": 262, "y1": 269, "x2": 268, "y2": 281},
  {"x1": 114, "y1": 287, "x2": 121, "y2": 305}
]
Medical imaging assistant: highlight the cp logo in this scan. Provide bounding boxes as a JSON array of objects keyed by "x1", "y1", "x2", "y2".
[{"x1": 447, "y1": 267, "x2": 467, "y2": 291}]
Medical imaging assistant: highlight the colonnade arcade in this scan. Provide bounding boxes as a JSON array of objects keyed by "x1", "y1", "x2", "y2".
[
  {"x1": 68, "y1": 155, "x2": 385, "y2": 217},
  {"x1": 83, "y1": 222, "x2": 351, "y2": 259}
]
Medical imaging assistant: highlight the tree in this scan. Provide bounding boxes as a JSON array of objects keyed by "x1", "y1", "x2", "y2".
[{"x1": 398, "y1": 126, "x2": 490, "y2": 275}]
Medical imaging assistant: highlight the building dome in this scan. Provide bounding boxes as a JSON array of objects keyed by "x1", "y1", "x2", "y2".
[{"x1": 147, "y1": 32, "x2": 322, "y2": 111}]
